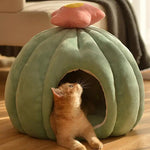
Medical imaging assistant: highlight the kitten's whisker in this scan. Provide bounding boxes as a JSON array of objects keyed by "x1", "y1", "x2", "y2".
[
  {"x1": 76, "y1": 77, "x2": 94, "y2": 89},
  {"x1": 79, "y1": 81, "x2": 91, "y2": 89},
  {"x1": 76, "y1": 78, "x2": 83, "y2": 85}
]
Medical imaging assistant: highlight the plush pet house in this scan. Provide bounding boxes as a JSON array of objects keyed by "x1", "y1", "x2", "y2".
[{"x1": 5, "y1": 3, "x2": 144, "y2": 140}]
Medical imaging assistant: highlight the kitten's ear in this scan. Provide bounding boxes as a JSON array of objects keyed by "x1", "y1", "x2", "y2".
[{"x1": 51, "y1": 88, "x2": 63, "y2": 99}]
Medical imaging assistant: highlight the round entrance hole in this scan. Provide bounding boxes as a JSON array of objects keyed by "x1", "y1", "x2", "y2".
[{"x1": 58, "y1": 69, "x2": 106, "y2": 127}]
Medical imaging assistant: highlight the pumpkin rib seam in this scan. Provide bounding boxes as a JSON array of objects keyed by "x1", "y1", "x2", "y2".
[
  {"x1": 15, "y1": 28, "x2": 64, "y2": 137},
  {"x1": 35, "y1": 29, "x2": 71, "y2": 138},
  {"x1": 93, "y1": 28, "x2": 143, "y2": 128},
  {"x1": 89, "y1": 27, "x2": 141, "y2": 130},
  {"x1": 41, "y1": 29, "x2": 74, "y2": 139},
  {"x1": 83, "y1": 29, "x2": 117, "y2": 137},
  {"x1": 85, "y1": 28, "x2": 140, "y2": 135},
  {"x1": 76, "y1": 29, "x2": 80, "y2": 51}
]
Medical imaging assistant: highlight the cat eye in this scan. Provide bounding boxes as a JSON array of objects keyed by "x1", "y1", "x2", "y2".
[{"x1": 68, "y1": 84, "x2": 73, "y2": 88}]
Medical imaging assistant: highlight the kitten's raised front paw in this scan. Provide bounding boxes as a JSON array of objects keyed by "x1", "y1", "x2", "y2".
[{"x1": 89, "y1": 137, "x2": 103, "y2": 150}]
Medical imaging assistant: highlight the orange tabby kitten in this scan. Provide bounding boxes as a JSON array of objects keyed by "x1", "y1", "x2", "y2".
[{"x1": 50, "y1": 83, "x2": 103, "y2": 150}]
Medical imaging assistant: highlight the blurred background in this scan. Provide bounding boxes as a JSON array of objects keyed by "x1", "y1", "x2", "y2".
[
  {"x1": 129, "y1": 0, "x2": 150, "y2": 55},
  {"x1": 0, "y1": 0, "x2": 150, "y2": 72}
]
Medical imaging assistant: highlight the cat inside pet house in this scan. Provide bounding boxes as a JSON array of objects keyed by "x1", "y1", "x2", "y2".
[{"x1": 50, "y1": 70, "x2": 105, "y2": 150}]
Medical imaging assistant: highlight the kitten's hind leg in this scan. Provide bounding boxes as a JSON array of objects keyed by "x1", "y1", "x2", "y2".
[
  {"x1": 57, "y1": 136, "x2": 87, "y2": 150},
  {"x1": 82, "y1": 126, "x2": 103, "y2": 150}
]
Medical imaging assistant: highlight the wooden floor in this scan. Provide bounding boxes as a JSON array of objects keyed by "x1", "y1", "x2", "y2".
[{"x1": 0, "y1": 73, "x2": 150, "y2": 150}]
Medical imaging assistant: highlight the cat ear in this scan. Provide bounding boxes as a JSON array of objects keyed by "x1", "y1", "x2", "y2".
[{"x1": 51, "y1": 88, "x2": 63, "y2": 99}]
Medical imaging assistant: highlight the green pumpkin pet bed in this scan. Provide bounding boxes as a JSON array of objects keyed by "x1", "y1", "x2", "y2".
[{"x1": 5, "y1": 3, "x2": 144, "y2": 140}]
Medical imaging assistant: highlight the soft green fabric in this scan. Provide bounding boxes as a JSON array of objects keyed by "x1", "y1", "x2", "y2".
[
  {"x1": 5, "y1": 27, "x2": 144, "y2": 139},
  {"x1": 83, "y1": 0, "x2": 150, "y2": 69}
]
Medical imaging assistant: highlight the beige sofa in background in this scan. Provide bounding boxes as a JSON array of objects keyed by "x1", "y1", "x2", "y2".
[{"x1": 0, "y1": 0, "x2": 107, "y2": 46}]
